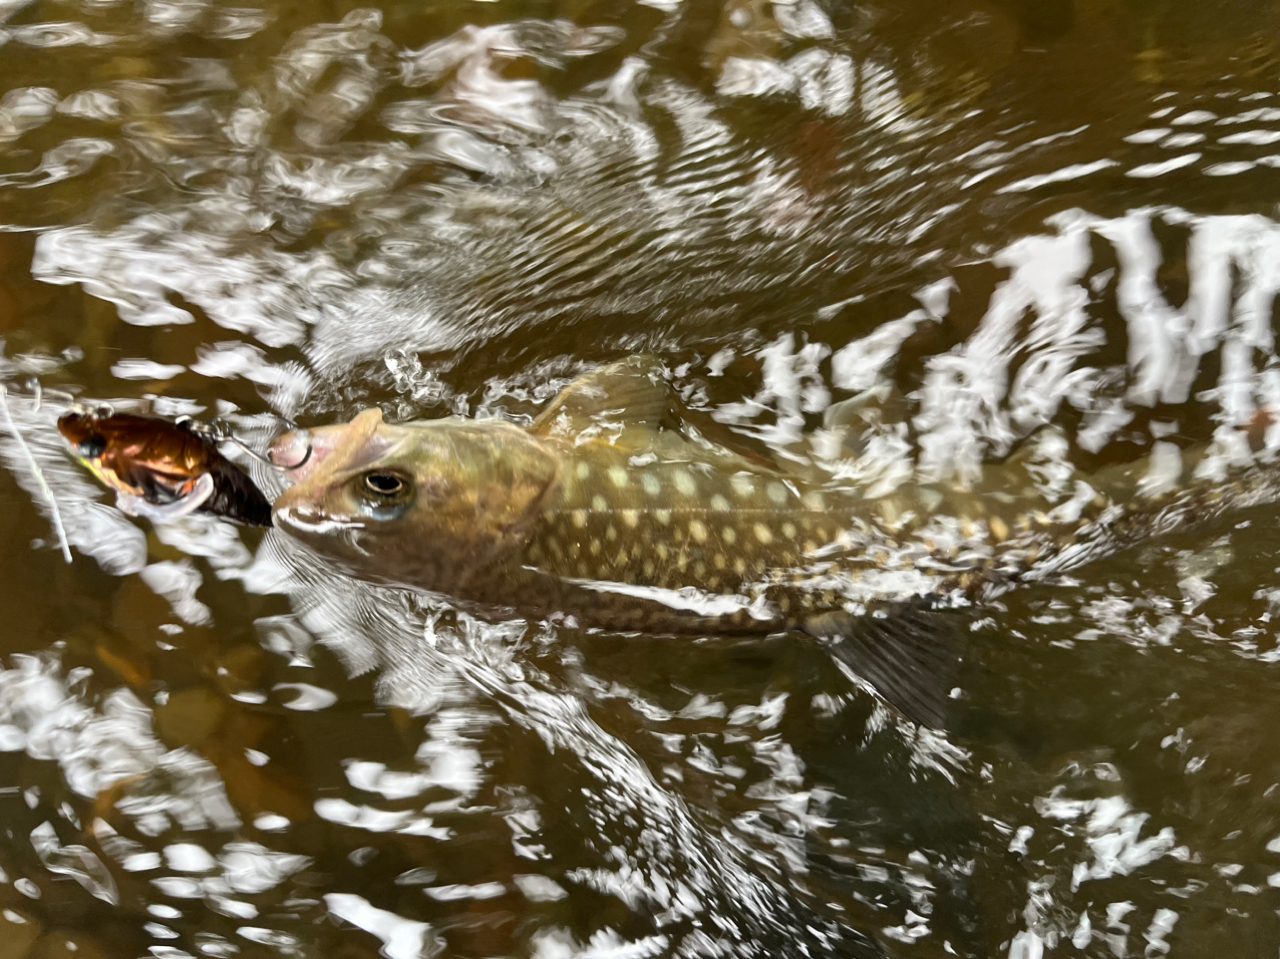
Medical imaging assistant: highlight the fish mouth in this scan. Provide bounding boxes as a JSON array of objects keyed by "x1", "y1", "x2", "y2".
[
  {"x1": 273, "y1": 503, "x2": 366, "y2": 536},
  {"x1": 272, "y1": 502, "x2": 371, "y2": 563}
]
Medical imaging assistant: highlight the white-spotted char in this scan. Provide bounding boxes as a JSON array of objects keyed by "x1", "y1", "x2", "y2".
[{"x1": 271, "y1": 359, "x2": 1280, "y2": 727}]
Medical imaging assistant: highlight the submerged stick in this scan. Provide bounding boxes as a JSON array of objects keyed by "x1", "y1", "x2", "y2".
[{"x1": 0, "y1": 385, "x2": 72, "y2": 563}]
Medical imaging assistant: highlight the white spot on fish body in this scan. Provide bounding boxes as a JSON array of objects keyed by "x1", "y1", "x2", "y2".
[
  {"x1": 572, "y1": 510, "x2": 588, "y2": 529},
  {"x1": 767, "y1": 481, "x2": 789, "y2": 506},
  {"x1": 990, "y1": 516, "x2": 1009, "y2": 542},
  {"x1": 655, "y1": 510, "x2": 672, "y2": 525},
  {"x1": 734, "y1": 557, "x2": 747, "y2": 574},
  {"x1": 689, "y1": 520, "x2": 708, "y2": 543},
  {"x1": 711, "y1": 494, "x2": 731, "y2": 512},
  {"x1": 674, "y1": 470, "x2": 697, "y2": 497},
  {"x1": 782, "y1": 522, "x2": 797, "y2": 539},
  {"x1": 621, "y1": 509, "x2": 639, "y2": 528},
  {"x1": 642, "y1": 473, "x2": 662, "y2": 496},
  {"x1": 802, "y1": 491, "x2": 825, "y2": 510},
  {"x1": 608, "y1": 466, "x2": 629, "y2": 488},
  {"x1": 879, "y1": 498, "x2": 899, "y2": 526},
  {"x1": 592, "y1": 495, "x2": 608, "y2": 512},
  {"x1": 576, "y1": 462, "x2": 591, "y2": 480},
  {"x1": 917, "y1": 487, "x2": 943, "y2": 513},
  {"x1": 730, "y1": 474, "x2": 754, "y2": 498},
  {"x1": 754, "y1": 523, "x2": 773, "y2": 545},
  {"x1": 722, "y1": 527, "x2": 737, "y2": 545}
]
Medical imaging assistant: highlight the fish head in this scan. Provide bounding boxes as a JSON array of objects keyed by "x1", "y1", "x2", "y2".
[{"x1": 271, "y1": 408, "x2": 560, "y2": 589}]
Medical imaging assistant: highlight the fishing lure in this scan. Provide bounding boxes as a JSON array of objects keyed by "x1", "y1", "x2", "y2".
[{"x1": 58, "y1": 408, "x2": 279, "y2": 527}]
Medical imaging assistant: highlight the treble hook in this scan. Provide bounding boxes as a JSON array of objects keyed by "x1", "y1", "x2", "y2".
[
  {"x1": 177, "y1": 415, "x2": 312, "y2": 471},
  {"x1": 270, "y1": 418, "x2": 313, "y2": 471}
]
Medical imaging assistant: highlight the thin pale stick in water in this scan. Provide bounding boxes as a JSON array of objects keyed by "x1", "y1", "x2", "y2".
[{"x1": 0, "y1": 385, "x2": 72, "y2": 563}]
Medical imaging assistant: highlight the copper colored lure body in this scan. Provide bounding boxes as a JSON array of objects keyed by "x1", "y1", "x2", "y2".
[{"x1": 58, "y1": 410, "x2": 273, "y2": 527}]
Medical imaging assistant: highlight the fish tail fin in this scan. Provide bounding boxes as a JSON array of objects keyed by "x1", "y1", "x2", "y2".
[{"x1": 804, "y1": 601, "x2": 966, "y2": 729}]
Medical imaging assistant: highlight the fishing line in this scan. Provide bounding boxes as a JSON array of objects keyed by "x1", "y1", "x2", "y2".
[{"x1": 0, "y1": 385, "x2": 72, "y2": 564}]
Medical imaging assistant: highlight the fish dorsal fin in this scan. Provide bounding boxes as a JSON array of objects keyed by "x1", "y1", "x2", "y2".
[
  {"x1": 531, "y1": 355, "x2": 791, "y2": 472},
  {"x1": 531, "y1": 356, "x2": 674, "y2": 440}
]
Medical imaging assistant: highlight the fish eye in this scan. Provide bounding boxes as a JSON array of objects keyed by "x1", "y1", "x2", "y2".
[
  {"x1": 77, "y1": 435, "x2": 107, "y2": 460},
  {"x1": 356, "y1": 470, "x2": 414, "y2": 519},
  {"x1": 363, "y1": 472, "x2": 406, "y2": 496}
]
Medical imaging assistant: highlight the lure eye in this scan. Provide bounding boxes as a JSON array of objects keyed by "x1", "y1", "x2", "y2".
[{"x1": 77, "y1": 435, "x2": 107, "y2": 460}]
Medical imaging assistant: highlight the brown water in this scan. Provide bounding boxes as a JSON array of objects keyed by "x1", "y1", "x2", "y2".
[{"x1": 2, "y1": 0, "x2": 1280, "y2": 955}]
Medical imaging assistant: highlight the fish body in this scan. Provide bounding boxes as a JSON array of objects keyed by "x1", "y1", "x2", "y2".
[
  {"x1": 270, "y1": 358, "x2": 1280, "y2": 726},
  {"x1": 272, "y1": 361, "x2": 876, "y2": 631},
  {"x1": 58, "y1": 411, "x2": 273, "y2": 527}
]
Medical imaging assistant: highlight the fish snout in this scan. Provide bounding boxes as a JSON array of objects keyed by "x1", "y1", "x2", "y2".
[
  {"x1": 268, "y1": 408, "x2": 385, "y2": 485},
  {"x1": 268, "y1": 429, "x2": 320, "y2": 477}
]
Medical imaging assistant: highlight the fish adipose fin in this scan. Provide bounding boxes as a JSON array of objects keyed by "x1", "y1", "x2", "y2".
[
  {"x1": 803, "y1": 603, "x2": 965, "y2": 730},
  {"x1": 532, "y1": 355, "x2": 673, "y2": 438}
]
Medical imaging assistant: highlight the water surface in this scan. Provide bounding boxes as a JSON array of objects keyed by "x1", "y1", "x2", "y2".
[{"x1": 3, "y1": 0, "x2": 1280, "y2": 955}]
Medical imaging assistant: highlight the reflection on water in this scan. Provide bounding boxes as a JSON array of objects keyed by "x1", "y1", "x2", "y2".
[{"x1": 4, "y1": 0, "x2": 1280, "y2": 955}]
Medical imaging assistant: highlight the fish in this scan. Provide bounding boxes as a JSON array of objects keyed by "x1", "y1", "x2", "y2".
[
  {"x1": 58, "y1": 409, "x2": 273, "y2": 527},
  {"x1": 269, "y1": 357, "x2": 1280, "y2": 728}
]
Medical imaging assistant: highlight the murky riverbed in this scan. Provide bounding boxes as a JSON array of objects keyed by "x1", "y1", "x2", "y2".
[{"x1": 3, "y1": 0, "x2": 1280, "y2": 955}]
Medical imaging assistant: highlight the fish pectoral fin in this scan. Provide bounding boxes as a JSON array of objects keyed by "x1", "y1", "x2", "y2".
[
  {"x1": 803, "y1": 602, "x2": 965, "y2": 730},
  {"x1": 116, "y1": 472, "x2": 215, "y2": 522},
  {"x1": 531, "y1": 355, "x2": 674, "y2": 439}
]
